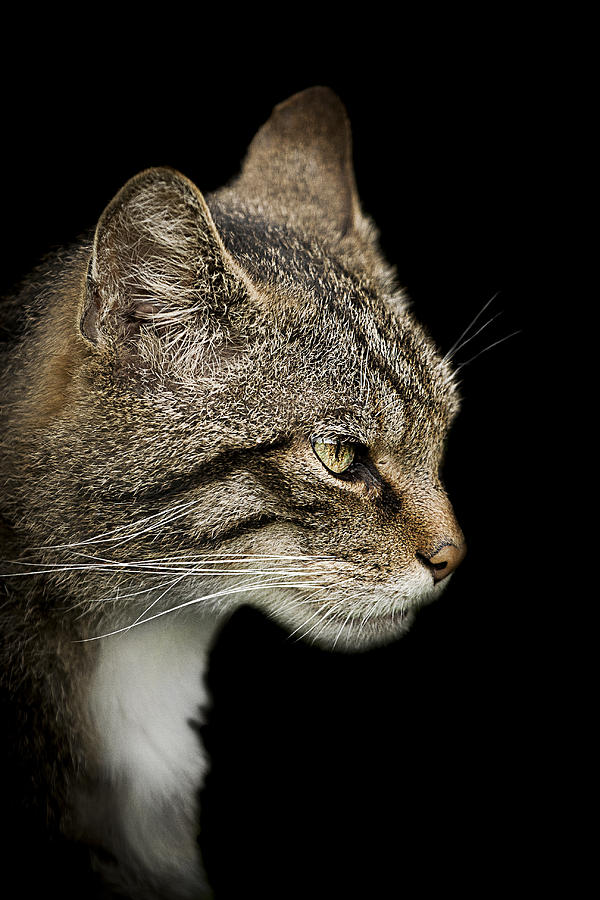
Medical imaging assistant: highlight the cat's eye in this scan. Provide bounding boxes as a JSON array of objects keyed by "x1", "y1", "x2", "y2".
[{"x1": 311, "y1": 438, "x2": 356, "y2": 475}]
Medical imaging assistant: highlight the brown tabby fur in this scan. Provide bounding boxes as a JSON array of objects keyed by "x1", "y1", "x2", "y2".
[{"x1": 0, "y1": 87, "x2": 465, "y2": 898}]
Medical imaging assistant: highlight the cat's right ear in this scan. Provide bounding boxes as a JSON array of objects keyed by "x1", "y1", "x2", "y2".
[
  {"x1": 81, "y1": 167, "x2": 242, "y2": 346},
  {"x1": 232, "y1": 86, "x2": 361, "y2": 237}
]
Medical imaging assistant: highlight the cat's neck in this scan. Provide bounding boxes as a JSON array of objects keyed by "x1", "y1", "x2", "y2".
[
  {"x1": 88, "y1": 608, "x2": 224, "y2": 779},
  {"x1": 81, "y1": 608, "x2": 225, "y2": 895}
]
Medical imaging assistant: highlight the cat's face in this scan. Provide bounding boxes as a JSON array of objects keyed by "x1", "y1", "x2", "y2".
[
  {"x1": 71, "y1": 263, "x2": 464, "y2": 650},
  {"x1": 207, "y1": 287, "x2": 465, "y2": 650},
  {"x1": 14, "y1": 88, "x2": 466, "y2": 650}
]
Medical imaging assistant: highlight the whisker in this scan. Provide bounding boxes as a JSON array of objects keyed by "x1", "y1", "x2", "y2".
[
  {"x1": 31, "y1": 498, "x2": 201, "y2": 551},
  {"x1": 444, "y1": 311, "x2": 503, "y2": 363},
  {"x1": 443, "y1": 291, "x2": 500, "y2": 362},
  {"x1": 95, "y1": 502, "x2": 206, "y2": 552},
  {"x1": 127, "y1": 571, "x2": 192, "y2": 630},
  {"x1": 88, "y1": 576, "x2": 185, "y2": 605},
  {"x1": 294, "y1": 599, "x2": 346, "y2": 644},
  {"x1": 0, "y1": 550, "x2": 332, "y2": 580},
  {"x1": 76, "y1": 579, "x2": 325, "y2": 642},
  {"x1": 292, "y1": 578, "x2": 355, "y2": 643},
  {"x1": 357, "y1": 600, "x2": 391, "y2": 641},
  {"x1": 286, "y1": 585, "x2": 336, "y2": 640},
  {"x1": 305, "y1": 598, "x2": 351, "y2": 644},
  {"x1": 0, "y1": 561, "x2": 152, "y2": 578},
  {"x1": 453, "y1": 330, "x2": 522, "y2": 374},
  {"x1": 331, "y1": 606, "x2": 356, "y2": 650}
]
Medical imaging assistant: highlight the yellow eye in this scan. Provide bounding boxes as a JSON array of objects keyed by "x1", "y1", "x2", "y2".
[{"x1": 312, "y1": 439, "x2": 356, "y2": 475}]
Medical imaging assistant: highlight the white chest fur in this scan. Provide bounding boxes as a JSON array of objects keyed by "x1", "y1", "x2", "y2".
[{"x1": 86, "y1": 613, "x2": 223, "y2": 897}]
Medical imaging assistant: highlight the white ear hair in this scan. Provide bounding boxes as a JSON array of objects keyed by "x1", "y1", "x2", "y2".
[{"x1": 81, "y1": 167, "x2": 240, "y2": 345}]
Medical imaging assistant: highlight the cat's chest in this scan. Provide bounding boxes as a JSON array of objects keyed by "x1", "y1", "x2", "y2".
[
  {"x1": 81, "y1": 614, "x2": 223, "y2": 894},
  {"x1": 87, "y1": 614, "x2": 220, "y2": 794}
]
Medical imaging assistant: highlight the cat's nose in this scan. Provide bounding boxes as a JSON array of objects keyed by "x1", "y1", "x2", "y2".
[{"x1": 418, "y1": 541, "x2": 467, "y2": 583}]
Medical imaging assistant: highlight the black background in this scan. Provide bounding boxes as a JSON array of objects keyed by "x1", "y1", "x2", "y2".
[{"x1": 1, "y1": 23, "x2": 569, "y2": 900}]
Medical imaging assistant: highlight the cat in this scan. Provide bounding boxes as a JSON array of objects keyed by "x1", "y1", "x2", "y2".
[{"x1": 0, "y1": 87, "x2": 466, "y2": 898}]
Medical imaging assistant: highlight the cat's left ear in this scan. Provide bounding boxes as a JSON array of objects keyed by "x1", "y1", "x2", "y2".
[{"x1": 81, "y1": 167, "x2": 242, "y2": 345}]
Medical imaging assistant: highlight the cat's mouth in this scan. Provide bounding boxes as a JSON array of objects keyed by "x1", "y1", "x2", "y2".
[{"x1": 277, "y1": 572, "x2": 450, "y2": 651}]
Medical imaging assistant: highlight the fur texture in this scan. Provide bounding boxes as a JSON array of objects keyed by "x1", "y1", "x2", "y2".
[{"x1": 0, "y1": 87, "x2": 465, "y2": 898}]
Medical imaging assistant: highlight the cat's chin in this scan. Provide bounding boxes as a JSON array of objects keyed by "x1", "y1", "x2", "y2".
[
  {"x1": 256, "y1": 575, "x2": 449, "y2": 654},
  {"x1": 305, "y1": 608, "x2": 419, "y2": 653}
]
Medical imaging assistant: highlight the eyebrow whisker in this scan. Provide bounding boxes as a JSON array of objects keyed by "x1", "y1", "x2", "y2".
[
  {"x1": 444, "y1": 311, "x2": 503, "y2": 362},
  {"x1": 453, "y1": 330, "x2": 522, "y2": 374},
  {"x1": 443, "y1": 291, "x2": 500, "y2": 362}
]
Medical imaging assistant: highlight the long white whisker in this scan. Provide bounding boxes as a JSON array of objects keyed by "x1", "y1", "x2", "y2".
[
  {"x1": 96, "y1": 503, "x2": 205, "y2": 552},
  {"x1": 443, "y1": 291, "x2": 500, "y2": 362},
  {"x1": 31, "y1": 498, "x2": 201, "y2": 551},
  {"x1": 357, "y1": 599, "x2": 390, "y2": 642},
  {"x1": 444, "y1": 312, "x2": 503, "y2": 362},
  {"x1": 127, "y1": 571, "x2": 192, "y2": 630},
  {"x1": 304, "y1": 600, "x2": 349, "y2": 644},
  {"x1": 453, "y1": 330, "x2": 521, "y2": 374},
  {"x1": 76, "y1": 579, "x2": 325, "y2": 642},
  {"x1": 294, "y1": 590, "x2": 352, "y2": 643},
  {"x1": 88, "y1": 576, "x2": 185, "y2": 604},
  {"x1": 331, "y1": 605, "x2": 356, "y2": 650},
  {"x1": 286, "y1": 587, "x2": 334, "y2": 640},
  {"x1": 0, "y1": 553, "x2": 332, "y2": 579}
]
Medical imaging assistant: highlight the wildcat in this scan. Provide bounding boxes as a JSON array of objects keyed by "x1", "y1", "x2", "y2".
[{"x1": 0, "y1": 87, "x2": 465, "y2": 898}]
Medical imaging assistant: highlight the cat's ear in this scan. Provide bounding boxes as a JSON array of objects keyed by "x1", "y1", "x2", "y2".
[
  {"x1": 233, "y1": 86, "x2": 360, "y2": 236},
  {"x1": 81, "y1": 167, "x2": 241, "y2": 345}
]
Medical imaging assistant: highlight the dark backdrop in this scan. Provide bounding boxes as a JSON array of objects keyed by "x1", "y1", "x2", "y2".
[{"x1": 1, "y1": 34, "x2": 561, "y2": 900}]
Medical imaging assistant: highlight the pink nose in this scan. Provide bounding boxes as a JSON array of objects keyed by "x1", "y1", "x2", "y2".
[{"x1": 419, "y1": 542, "x2": 466, "y2": 583}]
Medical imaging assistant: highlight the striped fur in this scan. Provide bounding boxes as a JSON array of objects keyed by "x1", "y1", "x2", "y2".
[{"x1": 0, "y1": 88, "x2": 465, "y2": 898}]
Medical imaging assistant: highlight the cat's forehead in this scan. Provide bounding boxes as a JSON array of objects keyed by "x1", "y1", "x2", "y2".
[
  {"x1": 288, "y1": 312, "x2": 458, "y2": 453},
  {"x1": 209, "y1": 204, "x2": 459, "y2": 450}
]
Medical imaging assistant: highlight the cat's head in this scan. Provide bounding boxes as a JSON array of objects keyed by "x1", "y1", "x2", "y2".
[{"x1": 16, "y1": 88, "x2": 466, "y2": 650}]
